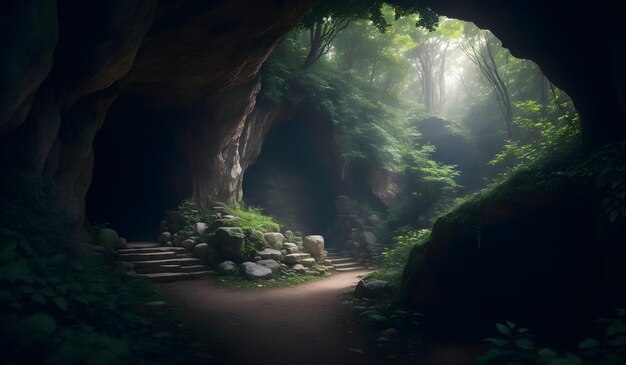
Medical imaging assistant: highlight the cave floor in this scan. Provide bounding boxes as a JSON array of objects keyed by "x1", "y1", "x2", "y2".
[{"x1": 160, "y1": 269, "x2": 480, "y2": 365}]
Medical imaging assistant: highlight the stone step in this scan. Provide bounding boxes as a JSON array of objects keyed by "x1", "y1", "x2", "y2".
[
  {"x1": 130, "y1": 257, "x2": 204, "y2": 269},
  {"x1": 135, "y1": 263, "x2": 209, "y2": 274},
  {"x1": 328, "y1": 257, "x2": 352, "y2": 263},
  {"x1": 125, "y1": 242, "x2": 162, "y2": 249},
  {"x1": 137, "y1": 271, "x2": 209, "y2": 283},
  {"x1": 333, "y1": 261, "x2": 362, "y2": 268},
  {"x1": 116, "y1": 251, "x2": 177, "y2": 262},
  {"x1": 334, "y1": 267, "x2": 366, "y2": 272},
  {"x1": 116, "y1": 246, "x2": 186, "y2": 254}
]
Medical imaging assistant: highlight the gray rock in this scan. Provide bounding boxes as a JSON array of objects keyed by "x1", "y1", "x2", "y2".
[
  {"x1": 257, "y1": 248, "x2": 282, "y2": 261},
  {"x1": 115, "y1": 237, "x2": 128, "y2": 249},
  {"x1": 305, "y1": 270, "x2": 321, "y2": 276},
  {"x1": 194, "y1": 222, "x2": 209, "y2": 235},
  {"x1": 158, "y1": 232, "x2": 172, "y2": 244},
  {"x1": 284, "y1": 230, "x2": 294, "y2": 239},
  {"x1": 263, "y1": 232, "x2": 285, "y2": 249},
  {"x1": 368, "y1": 214, "x2": 381, "y2": 226},
  {"x1": 301, "y1": 258, "x2": 316, "y2": 267},
  {"x1": 282, "y1": 242, "x2": 299, "y2": 253},
  {"x1": 166, "y1": 241, "x2": 173, "y2": 247},
  {"x1": 256, "y1": 259, "x2": 280, "y2": 272},
  {"x1": 355, "y1": 280, "x2": 392, "y2": 298},
  {"x1": 216, "y1": 227, "x2": 245, "y2": 261},
  {"x1": 303, "y1": 235, "x2": 324, "y2": 259},
  {"x1": 222, "y1": 214, "x2": 237, "y2": 220},
  {"x1": 292, "y1": 264, "x2": 306, "y2": 274},
  {"x1": 359, "y1": 231, "x2": 378, "y2": 246},
  {"x1": 182, "y1": 238, "x2": 196, "y2": 251},
  {"x1": 217, "y1": 261, "x2": 238, "y2": 275},
  {"x1": 240, "y1": 262, "x2": 272, "y2": 280},
  {"x1": 173, "y1": 234, "x2": 186, "y2": 247},
  {"x1": 192, "y1": 243, "x2": 209, "y2": 259},
  {"x1": 284, "y1": 253, "x2": 311, "y2": 265},
  {"x1": 323, "y1": 259, "x2": 333, "y2": 266}
]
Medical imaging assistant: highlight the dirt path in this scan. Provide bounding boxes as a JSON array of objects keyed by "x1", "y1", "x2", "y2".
[{"x1": 160, "y1": 270, "x2": 479, "y2": 365}]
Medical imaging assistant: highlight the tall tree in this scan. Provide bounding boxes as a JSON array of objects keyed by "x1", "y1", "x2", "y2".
[{"x1": 460, "y1": 27, "x2": 514, "y2": 139}]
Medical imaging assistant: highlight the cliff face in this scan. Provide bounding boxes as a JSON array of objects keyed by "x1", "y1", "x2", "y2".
[{"x1": 0, "y1": 0, "x2": 313, "y2": 228}]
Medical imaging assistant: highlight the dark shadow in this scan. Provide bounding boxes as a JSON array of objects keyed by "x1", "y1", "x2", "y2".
[{"x1": 86, "y1": 96, "x2": 191, "y2": 240}]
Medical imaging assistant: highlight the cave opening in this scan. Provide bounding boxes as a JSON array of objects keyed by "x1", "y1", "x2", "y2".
[
  {"x1": 242, "y1": 104, "x2": 338, "y2": 242},
  {"x1": 86, "y1": 97, "x2": 191, "y2": 241}
]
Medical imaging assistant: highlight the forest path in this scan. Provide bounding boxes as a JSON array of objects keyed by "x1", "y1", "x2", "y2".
[{"x1": 160, "y1": 270, "x2": 477, "y2": 365}]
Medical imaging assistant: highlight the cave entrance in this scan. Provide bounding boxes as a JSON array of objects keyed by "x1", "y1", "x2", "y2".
[
  {"x1": 86, "y1": 97, "x2": 191, "y2": 241},
  {"x1": 243, "y1": 105, "x2": 337, "y2": 242}
]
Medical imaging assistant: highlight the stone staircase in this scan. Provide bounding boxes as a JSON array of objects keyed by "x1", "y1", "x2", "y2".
[
  {"x1": 326, "y1": 247, "x2": 369, "y2": 272},
  {"x1": 116, "y1": 242, "x2": 209, "y2": 283}
]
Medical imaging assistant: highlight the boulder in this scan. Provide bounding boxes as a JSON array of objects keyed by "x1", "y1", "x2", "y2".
[
  {"x1": 173, "y1": 234, "x2": 186, "y2": 247},
  {"x1": 256, "y1": 259, "x2": 280, "y2": 272},
  {"x1": 323, "y1": 259, "x2": 333, "y2": 266},
  {"x1": 359, "y1": 231, "x2": 377, "y2": 246},
  {"x1": 240, "y1": 262, "x2": 272, "y2": 280},
  {"x1": 302, "y1": 235, "x2": 324, "y2": 259},
  {"x1": 217, "y1": 261, "x2": 238, "y2": 275},
  {"x1": 182, "y1": 238, "x2": 196, "y2": 250},
  {"x1": 355, "y1": 280, "x2": 392, "y2": 298},
  {"x1": 368, "y1": 214, "x2": 381, "y2": 226},
  {"x1": 282, "y1": 242, "x2": 299, "y2": 253},
  {"x1": 257, "y1": 248, "x2": 282, "y2": 261},
  {"x1": 301, "y1": 258, "x2": 316, "y2": 268},
  {"x1": 115, "y1": 237, "x2": 128, "y2": 249},
  {"x1": 305, "y1": 270, "x2": 320, "y2": 276},
  {"x1": 263, "y1": 232, "x2": 284, "y2": 249},
  {"x1": 194, "y1": 222, "x2": 209, "y2": 235},
  {"x1": 292, "y1": 264, "x2": 306, "y2": 274},
  {"x1": 284, "y1": 230, "x2": 294, "y2": 239},
  {"x1": 284, "y1": 253, "x2": 310, "y2": 265},
  {"x1": 215, "y1": 227, "x2": 245, "y2": 261},
  {"x1": 158, "y1": 232, "x2": 171, "y2": 244},
  {"x1": 192, "y1": 243, "x2": 209, "y2": 260}
]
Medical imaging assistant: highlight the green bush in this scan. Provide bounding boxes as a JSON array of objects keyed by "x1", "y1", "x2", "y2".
[
  {"x1": 367, "y1": 228, "x2": 430, "y2": 285},
  {"x1": 0, "y1": 173, "x2": 198, "y2": 364},
  {"x1": 224, "y1": 205, "x2": 280, "y2": 232}
]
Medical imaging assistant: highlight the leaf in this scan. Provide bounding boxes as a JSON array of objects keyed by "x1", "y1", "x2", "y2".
[
  {"x1": 25, "y1": 312, "x2": 56, "y2": 335},
  {"x1": 505, "y1": 320, "x2": 515, "y2": 329},
  {"x1": 31, "y1": 292, "x2": 46, "y2": 305},
  {"x1": 605, "y1": 320, "x2": 626, "y2": 336},
  {"x1": 518, "y1": 328, "x2": 530, "y2": 333},
  {"x1": 537, "y1": 347, "x2": 557, "y2": 360},
  {"x1": 495, "y1": 323, "x2": 511, "y2": 335},
  {"x1": 484, "y1": 338, "x2": 509, "y2": 346},
  {"x1": 578, "y1": 338, "x2": 600, "y2": 349},
  {"x1": 515, "y1": 338, "x2": 534, "y2": 350},
  {"x1": 52, "y1": 296, "x2": 68, "y2": 311},
  {"x1": 0, "y1": 241, "x2": 17, "y2": 261}
]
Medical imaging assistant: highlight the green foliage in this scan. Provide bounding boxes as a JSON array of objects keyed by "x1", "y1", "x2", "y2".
[
  {"x1": 303, "y1": 0, "x2": 439, "y2": 32},
  {"x1": 476, "y1": 310, "x2": 626, "y2": 364},
  {"x1": 224, "y1": 205, "x2": 280, "y2": 232},
  {"x1": 367, "y1": 228, "x2": 430, "y2": 285},
  {"x1": 170, "y1": 198, "x2": 215, "y2": 227},
  {"x1": 0, "y1": 173, "x2": 199, "y2": 364},
  {"x1": 490, "y1": 97, "x2": 581, "y2": 173}
]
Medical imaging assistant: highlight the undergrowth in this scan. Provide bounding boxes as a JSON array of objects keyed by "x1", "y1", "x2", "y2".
[{"x1": 0, "y1": 173, "x2": 202, "y2": 364}]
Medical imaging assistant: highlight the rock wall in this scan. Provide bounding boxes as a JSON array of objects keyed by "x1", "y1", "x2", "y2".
[{"x1": 0, "y1": 0, "x2": 313, "y2": 229}]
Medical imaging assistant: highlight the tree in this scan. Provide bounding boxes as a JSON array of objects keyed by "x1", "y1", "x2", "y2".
[
  {"x1": 460, "y1": 26, "x2": 514, "y2": 139},
  {"x1": 301, "y1": 18, "x2": 350, "y2": 70}
]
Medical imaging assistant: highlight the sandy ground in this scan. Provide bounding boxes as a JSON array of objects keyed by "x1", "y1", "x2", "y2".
[{"x1": 160, "y1": 270, "x2": 480, "y2": 365}]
